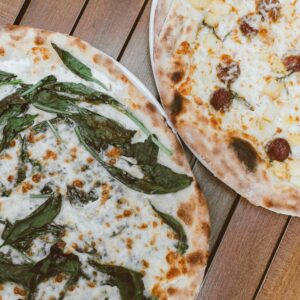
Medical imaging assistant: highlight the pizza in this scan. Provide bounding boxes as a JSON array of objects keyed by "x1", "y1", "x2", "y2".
[
  {"x1": 0, "y1": 25, "x2": 209, "y2": 300},
  {"x1": 152, "y1": 0, "x2": 300, "y2": 216}
]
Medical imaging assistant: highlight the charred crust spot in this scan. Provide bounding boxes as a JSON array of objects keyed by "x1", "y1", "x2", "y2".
[
  {"x1": 171, "y1": 90, "x2": 185, "y2": 117},
  {"x1": 177, "y1": 202, "x2": 193, "y2": 226},
  {"x1": 186, "y1": 250, "x2": 207, "y2": 266},
  {"x1": 171, "y1": 70, "x2": 185, "y2": 83},
  {"x1": 210, "y1": 88, "x2": 233, "y2": 111},
  {"x1": 266, "y1": 138, "x2": 290, "y2": 162},
  {"x1": 231, "y1": 137, "x2": 258, "y2": 171},
  {"x1": 34, "y1": 36, "x2": 44, "y2": 45}
]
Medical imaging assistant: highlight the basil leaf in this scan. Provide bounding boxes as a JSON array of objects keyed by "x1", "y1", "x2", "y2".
[
  {"x1": 1, "y1": 193, "x2": 62, "y2": 249},
  {"x1": 21, "y1": 75, "x2": 57, "y2": 98},
  {"x1": 66, "y1": 185, "x2": 98, "y2": 207},
  {"x1": 71, "y1": 110, "x2": 136, "y2": 149},
  {"x1": 0, "y1": 70, "x2": 17, "y2": 81},
  {"x1": 0, "y1": 244, "x2": 83, "y2": 300},
  {"x1": 16, "y1": 135, "x2": 28, "y2": 185},
  {"x1": 0, "y1": 183, "x2": 11, "y2": 197},
  {"x1": 89, "y1": 260, "x2": 151, "y2": 300},
  {"x1": 0, "y1": 255, "x2": 35, "y2": 291},
  {"x1": 120, "y1": 136, "x2": 158, "y2": 166},
  {"x1": 0, "y1": 93, "x2": 29, "y2": 125},
  {"x1": 51, "y1": 43, "x2": 107, "y2": 89},
  {"x1": 75, "y1": 127, "x2": 192, "y2": 194},
  {"x1": 0, "y1": 114, "x2": 37, "y2": 154},
  {"x1": 150, "y1": 202, "x2": 188, "y2": 255}
]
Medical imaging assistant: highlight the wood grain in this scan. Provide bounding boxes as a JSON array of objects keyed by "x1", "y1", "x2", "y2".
[
  {"x1": 0, "y1": 0, "x2": 24, "y2": 24},
  {"x1": 192, "y1": 161, "x2": 237, "y2": 249},
  {"x1": 20, "y1": 0, "x2": 86, "y2": 33},
  {"x1": 198, "y1": 198, "x2": 288, "y2": 300},
  {"x1": 255, "y1": 217, "x2": 300, "y2": 300},
  {"x1": 73, "y1": 0, "x2": 145, "y2": 58}
]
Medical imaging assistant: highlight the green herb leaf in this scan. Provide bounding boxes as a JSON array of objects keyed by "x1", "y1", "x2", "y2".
[
  {"x1": 89, "y1": 260, "x2": 151, "y2": 300},
  {"x1": 120, "y1": 136, "x2": 158, "y2": 166},
  {"x1": 71, "y1": 110, "x2": 136, "y2": 149},
  {"x1": 75, "y1": 127, "x2": 192, "y2": 194},
  {"x1": 0, "y1": 114, "x2": 37, "y2": 154},
  {"x1": 51, "y1": 43, "x2": 107, "y2": 89},
  {"x1": 66, "y1": 185, "x2": 98, "y2": 207},
  {"x1": 150, "y1": 202, "x2": 188, "y2": 255},
  {"x1": 0, "y1": 70, "x2": 17, "y2": 82},
  {"x1": 1, "y1": 193, "x2": 62, "y2": 249},
  {"x1": 0, "y1": 244, "x2": 84, "y2": 300},
  {"x1": 21, "y1": 75, "x2": 57, "y2": 97}
]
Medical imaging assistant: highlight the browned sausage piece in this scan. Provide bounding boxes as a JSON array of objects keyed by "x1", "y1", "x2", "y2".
[
  {"x1": 217, "y1": 56, "x2": 240, "y2": 85},
  {"x1": 257, "y1": 0, "x2": 281, "y2": 22},
  {"x1": 266, "y1": 138, "x2": 290, "y2": 161},
  {"x1": 210, "y1": 88, "x2": 233, "y2": 111},
  {"x1": 240, "y1": 14, "x2": 259, "y2": 37},
  {"x1": 282, "y1": 55, "x2": 300, "y2": 73}
]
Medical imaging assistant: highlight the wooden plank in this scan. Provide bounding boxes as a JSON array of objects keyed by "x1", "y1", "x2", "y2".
[
  {"x1": 0, "y1": 0, "x2": 24, "y2": 24},
  {"x1": 192, "y1": 161, "x2": 237, "y2": 249},
  {"x1": 198, "y1": 198, "x2": 288, "y2": 300},
  {"x1": 73, "y1": 0, "x2": 145, "y2": 58},
  {"x1": 255, "y1": 217, "x2": 300, "y2": 300},
  {"x1": 20, "y1": 0, "x2": 86, "y2": 33}
]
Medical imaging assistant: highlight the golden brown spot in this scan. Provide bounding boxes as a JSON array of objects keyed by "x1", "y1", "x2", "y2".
[
  {"x1": 152, "y1": 284, "x2": 168, "y2": 300},
  {"x1": 86, "y1": 157, "x2": 94, "y2": 163},
  {"x1": 78, "y1": 234, "x2": 84, "y2": 240},
  {"x1": 14, "y1": 287, "x2": 27, "y2": 296},
  {"x1": 106, "y1": 147, "x2": 121, "y2": 158},
  {"x1": 44, "y1": 150, "x2": 57, "y2": 160},
  {"x1": 32, "y1": 173, "x2": 41, "y2": 183},
  {"x1": 123, "y1": 210, "x2": 132, "y2": 217},
  {"x1": 34, "y1": 57, "x2": 41, "y2": 64},
  {"x1": 72, "y1": 37, "x2": 87, "y2": 51},
  {"x1": 93, "y1": 54, "x2": 101, "y2": 64},
  {"x1": 152, "y1": 221, "x2": 158, "y2": 228},
  {"x1": 126, "y1": 238, "x2": 133, "y2": 249},
  {"x1": 88, "y1": 281, "x2": 96, "y2": 288},
  {"x1": 72, "y1": 179, "x2": 84, "y2": 188},
  {"x1": 171, "y1": 70, "x2": 185, "y2": 83},
  {"x1": 187, "y1": 250, "x2": 207, "y2": 266},
  {"x1": 101, "y1": 183, "x2": 111, "y2": 204},
  {"x1": 0, "y1": 153, "x2": 12, "y2": 160},
  {"x1": 27, "y1": 133, "x2": 35, "y2": 143},
  {"x1": 22, "y1": 182, "x2": 33, "y2": 193},
  {"x1": 201, "y1": 222, "x2": 211, "y2": 239},
  {"x1": 7, "y1": 175, "x2": 14, "y2": 182},
  {"x1": 142, "y1": 259, "x2": 149, "y2": 268},
  {"x1": 176, "y1": 41, "x2": 190, "y2": 55},
  {"x1": 11, "y1": 35, "x2": 22, "y2": 41},
  {"x1": 167, "y1": 287, "x2": 177, "y2": 296},
  {"x1": 0, "y1": 284, "x2": 3, "y2": 290},
  {"x1": 138, "y1": 223, "x2": 148, "y2": 229},
  {"x1": 146, "y1": 102, "x2": 156, "y2": 114},
  {"x1": 166, "y1": 251, "x2": 178, "y2": 265},
  {"x1": 109, "y1": 158, "x2": 116, "y2": 165},
  {"x1": 10, "y1": 140, "x2": 16, "y2": 147},
  {"x1": 0, "y1": 47, "x2": 5, "y2": 56},
  {"x1": 263, "y1": 197, "x2": 274, "y2": 208},
  {"x1": 177, "y1": 202, "x2": 193, "y2": 226},
  {"x1": 55, "y1": 273, "x2": 64, "y2": 283},
  {"x1": 34, "y1": 36, "x2": 44, "y2": 45},
  {"x1": 166, "y1": 267, "x2": 180, "y2": 279}
]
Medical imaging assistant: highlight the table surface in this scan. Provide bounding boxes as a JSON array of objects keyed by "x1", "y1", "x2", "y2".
[{"x1": 2, "y1": 1, "x2": 299, "y2": 299}]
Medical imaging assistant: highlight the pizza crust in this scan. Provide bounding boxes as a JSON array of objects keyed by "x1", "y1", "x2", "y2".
[
  {"x1": 0, "y1": 25, "x2": 210, "y2": 300},
  {"x1": 152, "y1": 0, "x2": 300, "y2": 216}
]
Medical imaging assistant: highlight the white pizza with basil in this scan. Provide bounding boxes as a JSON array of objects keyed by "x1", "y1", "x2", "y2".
[
  {"x1": 0, "y1": 25, "x2": 209, "y2": 300},
  {"x1": 153, "y1": 0, "x2": 300, "y2": 215}
]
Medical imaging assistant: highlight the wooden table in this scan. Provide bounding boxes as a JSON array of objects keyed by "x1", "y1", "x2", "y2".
[{"x1": 2, "y1": 1, "x2": 299, "y2": 299}]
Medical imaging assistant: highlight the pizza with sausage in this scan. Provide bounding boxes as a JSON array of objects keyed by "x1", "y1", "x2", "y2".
[
  {"x1": 0, "y1": 25, "x2": 209, "y2": 300},
  {"x1": 152, "y1": 0, "x2": 300, "y2": 215}
]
